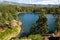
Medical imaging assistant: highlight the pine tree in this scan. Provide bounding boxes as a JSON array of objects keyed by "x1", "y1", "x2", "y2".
[
  {"x1": 56, "y1": 15, "x2": 60, "y2": 32},
  {"x1": 30, "y1": 24, "x2": 36, "y2": 34}
]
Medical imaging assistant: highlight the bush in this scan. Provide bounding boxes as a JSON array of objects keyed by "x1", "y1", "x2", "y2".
[{"x1": 28, "y1": 34, "x2": 43, "y2": 40}]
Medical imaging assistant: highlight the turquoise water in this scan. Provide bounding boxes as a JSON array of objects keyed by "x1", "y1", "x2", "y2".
[{"x1": 18, "y1": 13, "x2": 56, "y2": 34}]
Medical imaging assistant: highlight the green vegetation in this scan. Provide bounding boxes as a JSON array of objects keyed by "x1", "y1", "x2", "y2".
[
  {"x1": 13, "y1": 34, "x2": 42, "y2": 40},
  {"x1": 0, "y1": 4, "x2": 60, "y2": 40},
  {"x1": 0, "y1": 5, "x2": 19, "y2": 30},
  {"x1": 0, "y1": 5, "x2": 21, "y2": 40},
  {"x1": 28, "y1": 34, "x2": 42, "y2": 40},
  {"x1": 0, "y1": 25, "x2": 20, "y2": 40},
  {"x1": 30, "y1": 9, "x2": 48, "y2": 34},
  {"x1": 56, "y1": 15, "x2": 60, "y2": 32}
]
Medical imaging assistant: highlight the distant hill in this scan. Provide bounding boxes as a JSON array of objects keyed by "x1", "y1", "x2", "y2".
[{"x1": 0, "y1": 1, "x2": 59, "y2": 7}]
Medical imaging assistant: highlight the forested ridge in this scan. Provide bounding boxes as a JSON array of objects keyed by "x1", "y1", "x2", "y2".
[{"x1": 0, "y1": 5, "x2": 60, "y2": 13}]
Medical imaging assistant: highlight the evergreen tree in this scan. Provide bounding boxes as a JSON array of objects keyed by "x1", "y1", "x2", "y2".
[
  {"x1": 30, "y1": 24, "x2": 36, "y2": 34},
  {"x1": 30, "y1": 9, "x2": 48, "y2": 34},
  {"x1": 56, "y1": 15, "x2": 60, "y2": 32}
]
